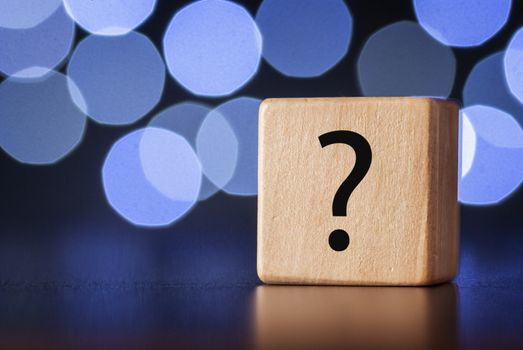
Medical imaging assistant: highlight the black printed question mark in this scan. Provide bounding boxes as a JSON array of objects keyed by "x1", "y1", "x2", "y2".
[{"x1": 319, "y1": 130, "x2": 372, "y2": 252}]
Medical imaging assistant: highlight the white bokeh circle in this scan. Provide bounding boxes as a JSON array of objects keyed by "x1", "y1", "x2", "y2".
[{"x1": 163, "y1": 0, "x2": 262, "y2": 97}]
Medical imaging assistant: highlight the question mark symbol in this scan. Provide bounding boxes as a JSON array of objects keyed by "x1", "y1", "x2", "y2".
[{"x1": 319, "y1": 130, "x2": 372, "y2": 252}]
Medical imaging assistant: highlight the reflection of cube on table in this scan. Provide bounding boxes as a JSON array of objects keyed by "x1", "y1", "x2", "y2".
[
  {"x1": 255, "y1": 284, "x2": 458, "y2": 349},
  {"x1": 258, "y1": 97, "x2": 459, "y2": 285}
]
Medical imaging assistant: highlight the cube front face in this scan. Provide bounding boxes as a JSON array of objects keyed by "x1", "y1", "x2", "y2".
[{"x1": 258, "y1": 97, "x2": 459, "y2": 285}]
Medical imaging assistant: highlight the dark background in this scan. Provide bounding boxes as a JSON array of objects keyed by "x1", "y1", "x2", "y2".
[{"x1": 0, "y1": 1, "x2": 522, "y2": 349}]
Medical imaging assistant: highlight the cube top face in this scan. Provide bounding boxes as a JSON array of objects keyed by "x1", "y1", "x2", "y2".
[{"x1": 258, "y1": 97, "x2": 459, "y2": 285}]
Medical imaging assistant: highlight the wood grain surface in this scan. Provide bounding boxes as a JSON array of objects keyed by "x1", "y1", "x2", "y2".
[{"x1": 257, "y1": 97, "x2": 459, "y2": 285}]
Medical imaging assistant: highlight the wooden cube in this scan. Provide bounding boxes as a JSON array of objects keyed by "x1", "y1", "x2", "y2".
[{"x1": 257, "y1": 97, "x2": 459, "y2": 285}]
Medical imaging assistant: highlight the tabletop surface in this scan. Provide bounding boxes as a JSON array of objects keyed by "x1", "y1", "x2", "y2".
[
  {"x1": 0, "y1": 281, "x2": 521, "y2": 350},
  {"x1": 0, "y1": 193, "x2": 522, "y2": 350}
]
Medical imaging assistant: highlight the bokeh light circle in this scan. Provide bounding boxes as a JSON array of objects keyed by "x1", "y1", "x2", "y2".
[
  {"x1": 0, "y1": 7, "x2": 75, "y2": 78},
  {"x1": 68, "y1": 31, "x2": 165, "y2": 125},
  {"x1": 0, "y1": 0, "x2": 62, "y2": 29},
  {"x1": 163, "y1": 0, "x2": 262, "y2": 97},
  {"x1": 255, "y1": 0, "x2": 352, "y2": 77},
  {"x1": 460, "y1": 112, "x2": 477, "y2": 179},
  {"x1": 464, "y1": 52, "x2": 523, "y2": 126},
  {"x1": 464, "y1": 106, "x2": 523, "y2": 149},
  {"x1": 63, "y1": 0, "x2": 156, "y2": 36},
  {"x1": 504, "y1": 28, "x2": 523, "y2": 108},
  {"x1": 357, "y1": 21, "x2": 455, "y2": 97},
  {"x1": 197, "y1": 97, "x2": 261, "y2": 196},
  {"x1": 196, "y1": 109, "x2": 238, "y2": 192},
  {"x1": 0, "y1": 72, "x2": 86, "y2": 165},
  {"x1": 459, "y1": 105, "x2": 523, "y2": 205},
  {"x1": 413, "y1": 0, "x2": 511, "y2": 47},
  {"x1": 139, "y1": 128, "x2": 202, "y2": 204},
  {"x1": 102, "y1": 128, "x2": 201, "y2": 227},
  {"x1": 148, "y1": 102, "x2": 220, "y2": 201}
]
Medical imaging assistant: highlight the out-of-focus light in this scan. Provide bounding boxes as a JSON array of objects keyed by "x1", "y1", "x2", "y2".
[
  {"x1": 0, "y1": 7, "x2": 74, "y2": 78},
  {"x1": 459, "y1": 105, "x2": 523, "y2": 205},
  {"x1": 504, "y1": 28, "x2": 523, "y2": 107},
  {"x1": 148, "y1": 102, "x2": 220, "y2": 201},
  {"x1": 67, "y1": 32, "x2": 165, "y2": 125},
  {"x1": 466, "y1": 107, "x2": 523, "y2": 149},
  {"x1": 0, "y1": 0, "x2": 62, "y2": 29},
  {"x1": 255, "y1": 0, "x2": 352, "y2": 78},
  {"x1": 196, "y1": 109, "x2": 238, "y2": 192},
  {"x1": 0, "y1": 72, "x2": 86, "y2": 165},
  {"x1": 163, "y1": 0, "x2": 262, "y2": 97},
  {"x1": 102, "y1": 128, "x2": 201, "y2": 227},
  {"x1": 139, "y1": 128, "x2": 202, "y2": 205},
  {"x1": 197, "y1": 97, "x2": 260, "y2": 196},
  {"x1": 460, "y1": 112, "x2": 477, "y2": 178},
  {"x1": 63, "y1": 0, "x2": 156, "y2": 36},
  {"x1": 464, "y1": 52, "x2": 523, "y2": 126},
  {"x1": 357, "y1": 21, "x2": 455, "y2": 97},
  {"x1": 413, "y1": 0, "x2": 511, "y2": 47}
]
